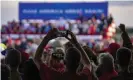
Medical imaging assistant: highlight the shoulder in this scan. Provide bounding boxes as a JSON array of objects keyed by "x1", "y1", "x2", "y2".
[
  {"x1": 23, "y1": 59, "x2": 40, "y2": 75},
  {"x1": 24, "y1": 59, "x2": 34, "y2": 65},
  {"x1": 112, "y1": 72, "x2": 133, "y2": 80},
  {"x1": 111, "y1": 76, "x2": 122, "y2": 80},
  {"x1": 24, "y1": 59, "x2": 37, "y2": 69},
  {"x1": 78, "y1": 66, "x2": 92, "y2": 80},
  {"x1": 50, "y1": 68, "x2": 63, "y2": 80},
  {"x1": 112, "y1": 70, "x2": 118, "y2": 77},
  {"x1": 80, "y1": 65, "x2": 91, "y2": 75}
]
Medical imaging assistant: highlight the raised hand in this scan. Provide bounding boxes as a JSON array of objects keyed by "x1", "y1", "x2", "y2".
[
  {"x1": 65, "y1": 30, "x2": 91, "y2": 65},
  {"x1": 45, "y1": 28, "x2": 58, "y2": 41},
  {"x1": 65, "y1": 30, "x2": 78, "y2": 45},
  {"x1": 119, "y1": 24, "x2": 126, "y2": 32},
  {"x1": 34, "y1": 28, "x2": 58, "y2": 68}
]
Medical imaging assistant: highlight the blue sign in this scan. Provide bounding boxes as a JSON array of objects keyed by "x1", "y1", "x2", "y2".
[{"x1": 19, "y1": 2, "x2": 108, "y2": 20}]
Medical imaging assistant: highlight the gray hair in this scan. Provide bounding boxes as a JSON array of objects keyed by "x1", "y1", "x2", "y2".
[
  {"x1": 97, "y1": 53, "x2": 114, "y2": 72},
  {"x1": 98, "y1": 53, "x2": 114, "y2": 65}
]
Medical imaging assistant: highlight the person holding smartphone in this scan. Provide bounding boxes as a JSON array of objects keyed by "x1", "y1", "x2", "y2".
[{"x1": 33, "y1": 27, "x2": 96, "y2": 80}]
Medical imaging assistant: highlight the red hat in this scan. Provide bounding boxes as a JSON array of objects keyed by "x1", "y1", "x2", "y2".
[{"x1": 108, "y1": 43, "x2": 120, "y2": 55}]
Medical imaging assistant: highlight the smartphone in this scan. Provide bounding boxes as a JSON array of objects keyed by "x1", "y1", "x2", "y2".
[{"x1": 56, "y1": 30, "x2": 67, "y2": 37}]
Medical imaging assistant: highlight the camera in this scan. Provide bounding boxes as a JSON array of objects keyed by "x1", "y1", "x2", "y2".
[{"x1": 52, "y1": 52, "x2": 64, "y2": 60}]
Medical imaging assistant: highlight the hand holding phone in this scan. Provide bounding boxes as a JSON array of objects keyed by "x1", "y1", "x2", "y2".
[
  {"x1": 45, "y1": 28, "x2": 58, "y2": 41},
  {"x1": 119, "y1": 24, "x2": 126, "y2": 32},
  {"x1": 65, "y1": 30, "x2": 78, "y2": 45}
]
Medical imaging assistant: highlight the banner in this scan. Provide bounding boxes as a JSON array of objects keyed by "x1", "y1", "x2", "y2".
[{"x1": 19, "y1": 2, "x2": 108, "y2": 20}]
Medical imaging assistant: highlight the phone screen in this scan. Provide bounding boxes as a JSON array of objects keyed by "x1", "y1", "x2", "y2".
[{"x1": 57, "y1": 31, "x2": 67, "y2": 37}]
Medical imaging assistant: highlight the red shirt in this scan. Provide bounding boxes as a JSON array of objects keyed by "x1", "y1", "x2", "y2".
[
  {"x1": 52, "y1": 63, "x2": 65, "y2": 72},
  {"x1": 99, "y1": 70, "x2": 118, "y2": 80},
  {"x1": 88, "y1": 25, "x2": 96, "y2": 35},
  {"x1": 39, "y1": 63, "x2": 92, "y2": 80}
]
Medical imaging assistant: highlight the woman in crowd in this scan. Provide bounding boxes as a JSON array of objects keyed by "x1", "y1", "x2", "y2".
[
  {"x1": 96, "y1": 53, "x2": 118, "y2": 80},
  {"x1": 33, "y1": 28, "x2": 96, "y2": 80}
]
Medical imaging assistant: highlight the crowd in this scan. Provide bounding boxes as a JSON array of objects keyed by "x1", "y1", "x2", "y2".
[
  {"x1": 1, "y1": 23, "x2": 133, "y2": 80},
  {"x1": 1, "y1": 32, "x2": 117, "y2": 58},
  {"x1": 1, "y1": 13, "x2": 115, "y2": 35}
]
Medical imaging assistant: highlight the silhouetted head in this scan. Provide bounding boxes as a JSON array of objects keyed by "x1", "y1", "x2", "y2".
[
  {"x1": 97, "y1": 53, "x2": 114, "y2": 72},
  {"x1": 5, "y1": 49, "x2": 21, "y2": 69},
  {"x1": 65, "y1": 47, "x2": 81, "y2": 73},
  {"x1": 116, "y1": 47, "x2": 132, "y2": 68},
  {"x1": 108, "y1": 43, "x2": 120, "y2": 61},
  {"x1": 64, "y1": 42, "x2": 74, "y2": 52}
]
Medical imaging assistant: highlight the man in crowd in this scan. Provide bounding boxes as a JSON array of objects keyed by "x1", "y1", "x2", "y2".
[
  {"x1": 5, "y1": 49, "x2": 22, "y2": 80},
  {"x1": 112, "y1": 47, "x2": 133, "y2": 80}
]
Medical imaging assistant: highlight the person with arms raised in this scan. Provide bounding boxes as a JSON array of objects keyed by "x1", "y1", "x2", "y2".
[
  {"x1": 34, "y1": 27, "x2": 96, "y2": 80},
  {"x1": 119, "y1": 24, "x2": 133, "y2": 73}
]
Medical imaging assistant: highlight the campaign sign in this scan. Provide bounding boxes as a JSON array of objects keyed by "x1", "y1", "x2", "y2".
[{"x1": 19, "y1": 2, "x2": 108, "y2": 20}]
